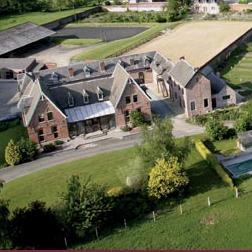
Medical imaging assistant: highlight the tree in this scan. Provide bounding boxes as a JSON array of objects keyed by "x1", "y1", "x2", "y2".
[
  {"x1": 5, "y1": 140, "x2": 22, "y2": 166},
  {"x1": 137, "y1": 118, "x2": 191, "y2": 168},
  {"x1": 205, "y1": 118, "x2": 228, "y2": 141},
  {"x1": 62, "y1": 176, "x2": 112, "y2": 242},
  {"x1": 129, "y1": 110, "x2": 145, "y2": 128},
  {"x1": 219, "y1": 1, "x2": 230, "y2": 12},
  {"x1": 10, "y1": 201, "x2": 64, "y2": 249},
  {"x1": 0, "y1": 199, "x2": 10, "y2": 248},
  {"x1": 18, "y1": 138, "x2": 38, "y2": 162},
  {"x1": 166, "y1": 0, "x2": 191, "y2": 21},
  {"x1": 148, "y1": 158, "x2": 189, "y2": 199}
]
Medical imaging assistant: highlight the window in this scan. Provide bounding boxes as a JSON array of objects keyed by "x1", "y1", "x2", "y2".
[
  {"x1": 125, "y1": 96, "x2": 131, "y2": 104},
  {"x1": 47, "y1": 112, "x2": 54, "y2": 121},
  {"x1": 97, "y1": 87, "x2": 104, "y2": 101},
  {"x1": 138, "y1": 72, "x2": 145, "y2": 84},
  {"x1": 67, "y1": 92, "x2": 74, "y2": 107},
  {"x1": 190, "y1": 101, "x2": 196, "y2": 111},
  {"x1": 83, "y1": 90, "x2": 89, "y2": 104},
  {"x1": 223, "y1": 95, "x2": 230, "y2": 100},
  {"x1": 38, "y1": 128, "x2": 44, "y2": 142},
  {"x1": 38, "y1": 114, "x2": 45, "y2": 123},
  {"x1": 125, "y1": 110, "x2": 130, "y2": 123},
  {"x1": 204, "y1": 98, "x2": 208, "y2": 108},
  {"x1": 133, "y1": 94, "x2": 138, "y2": 103},
  {"x1": 51, "y1": 126, "x2": 58, "y2": 138}
]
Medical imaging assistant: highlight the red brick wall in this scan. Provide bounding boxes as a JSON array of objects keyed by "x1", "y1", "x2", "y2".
[
  {"x1": 184, "y1": 73, "x2": 212, "y2": 118},
  {"x1": 115, "y1": 82, "x2": 151, "y2": 128},
  {"x1": 27, "y1": 98, "x2": 69, "y2": 144}
]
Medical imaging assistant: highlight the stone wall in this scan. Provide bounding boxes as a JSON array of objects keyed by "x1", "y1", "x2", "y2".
[{"x1": 43, "y1": 6, "x2": 102, "y2": 31}]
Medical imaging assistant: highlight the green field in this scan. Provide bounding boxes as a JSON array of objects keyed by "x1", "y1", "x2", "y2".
[
  {"x1": 0, "y1": 7, "x2": 92, "y2": 30},
  {"x1": 221, "y1": 42, "x2": 252, "y2": 92},
  {"x1": 72, "y1": 23, "x2": 178, "y2": 61},
  {"x1": 0, "y1": 122, "x2": 27, "y2": 167},
  {"x1": 1, "y1": 148, "x2": 136, "y2": 209}
]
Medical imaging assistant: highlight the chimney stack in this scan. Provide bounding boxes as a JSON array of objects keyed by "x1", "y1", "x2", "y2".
[{"x1": 68, "y1": 67, "x2": 74, "y2": 77}]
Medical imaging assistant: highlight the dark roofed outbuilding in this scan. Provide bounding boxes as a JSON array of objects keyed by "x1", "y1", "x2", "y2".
[{"x1": 0, "y1": 22, "x2": 55, "y2": 57}]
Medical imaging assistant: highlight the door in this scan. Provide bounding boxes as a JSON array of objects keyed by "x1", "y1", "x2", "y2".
[{"x1": 212, "y1": 98, "x2": 217, "y2": 109}]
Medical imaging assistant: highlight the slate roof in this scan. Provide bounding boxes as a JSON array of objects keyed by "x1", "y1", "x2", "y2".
[
  {"x1": 0, "y1": 58, "x2": 36, "y2": 71},
  {"x1": 201, "y1": 66, "x2": 225, "y2": 94},
  {"x1": 0, "y1": 22, "x2": 55, "y2": 56},
  {"x1": 110, "y1": 63, "x2": 131, "y2": 107},
  {"x1": 169, "y1": 59, "x2": 196, "y2": 87}
]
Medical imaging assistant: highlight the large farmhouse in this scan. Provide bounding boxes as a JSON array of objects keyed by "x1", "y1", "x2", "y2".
[{"x1": 17, "y1": 51, "x2": 240, "y2": 144}]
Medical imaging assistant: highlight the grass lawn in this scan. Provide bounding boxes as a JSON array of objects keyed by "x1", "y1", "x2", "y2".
[
  {"x1": 1, "y1": 148, "x2": 136, "y2": 210},
  {"x1": 71, "y1": 23, "x2": 178, "y2": 61},
  {"x1": 0, "y1": 7, "x2": 92, "y2": 30},
  {"x1": 213, "y1": 139, "x2": 238, "y2": 156},
  {"x1": 52, "y1": 38, "x2": 103, "y2": 46},
  {"x1": 0, "y1": 122, "x2": 27, "y2": 167},
  {"x1": 220, "y1": 42, "x2": 252, "y2": 91}
]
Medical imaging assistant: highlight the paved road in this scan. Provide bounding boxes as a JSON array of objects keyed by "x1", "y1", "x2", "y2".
[{"x1": 0, "y1": 135, "x2": 141, "y2": 183}]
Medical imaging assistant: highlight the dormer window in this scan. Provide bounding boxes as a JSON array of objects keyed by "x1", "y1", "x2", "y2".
[
  {"x1": 97, "y1": 86, "x2": 104, "y2": 101},
  {"x1": 144, "y1": 56, "x2": 151, "y2": 67},
  {"x1": 84, "y1": 65, "x2": 91, "y2": 78},
  {"x1": 50, "y1": 72, "x2": 58, "y2": 83},
  {"x1": 67, "y1": 92, "x2": 74, "y2": 107},
  {"x1": 83, "y1": 89, "x2": 89, "y2": 104},
  {"x1": 68, "y1": 67, "x2": 75, "y2": 77}
]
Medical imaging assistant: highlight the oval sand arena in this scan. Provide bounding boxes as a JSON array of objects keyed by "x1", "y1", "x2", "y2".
[{"x1": 127, "y1": 21, "x2": 252, "y2": 67}]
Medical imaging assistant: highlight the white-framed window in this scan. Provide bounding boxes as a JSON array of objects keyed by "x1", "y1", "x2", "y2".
[
  {"x1": 84, "y1": 65, "x2": 91, "y2": 78},
  {"x1": 67, "y1": 92, "x2": 74, "y2": 107},
  {"x1": 97, "y1": 87, "x2": 104, "y2": 101},
  {"x1": 47, "y1": 111, "x2": 54, "y2": 121},
  {"x1": 83, "y1": 89, "x2": 89, "y2": 104},
  {"x1": 38, "y1": 114, "x2": 45, "y2": 123},
  {"x1": 38, "y1": 128, "x2": 45, "y2": 142}
]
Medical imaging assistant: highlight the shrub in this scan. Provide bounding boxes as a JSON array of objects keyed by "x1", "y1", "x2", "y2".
[
  {"x1": 107, "y1": 186, "x2": 124, "y2": 197},
  {"x1": 235, "y1": 114, "x2": 252, "y2": 133},
  {"x1": 55, "y1": 140, "x2": 64, "y2": 146},
  {"x1": 121, "y1": 125, "x2": 131, "y2": 132},
  {"x1": 148, "y1": 158, "x2": 189, "y2": 199},
  {"x1": 5, "y1": 139, "x2": 22, "y2": 166},
  {"x1": 219, "y1": 1, "x2": 230, "y2": 12},
  {"x1": 18, "y1": 138, "x2": 38, "y2": 162},
  {"x1": 0, "y1": 121, "x2": 8, "y2": 132},
  {"x1": 43, "y1": 143, "x2": 56, "y2": 153},
  {"x1": 129, "y1": 110, "x2": 145, "y2": 128},
  {"x1": 205, "y1": 118, "x2": 228, "y2": 140},
  {"x1": 195, "y1": 140, "x2": 234, "y2": 188}
]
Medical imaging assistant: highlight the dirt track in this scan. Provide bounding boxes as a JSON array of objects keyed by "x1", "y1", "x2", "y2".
[{"x1": 127, "y1": 21, "x2": 252, "y2": 67}]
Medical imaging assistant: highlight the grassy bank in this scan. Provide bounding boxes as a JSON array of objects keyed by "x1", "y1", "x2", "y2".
[
  {"x1": 52, "y1": 38, "x2": 103, "y2": 46},
  {"x1": 72, "y1": 23, "x2": 178, "y2": 61},
  {"x1": 0, "y1": 7, "x2": 92, "y2": 30}
]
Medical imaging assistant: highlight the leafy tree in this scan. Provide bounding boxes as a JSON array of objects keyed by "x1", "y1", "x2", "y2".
[
  {"x1": 18, "y1": 138, "x2": 38, "y2": 162},
  {"x1": 205, "y1": 118, "x2": 228, "y2": 141},
  {"x1": 219, "y1": 1, "x2": 230, "y2": 12},
  {"x1": 129, "y1": 110, "x2": 145, "y2": 128},
  {"x1": 0, "y1": 199, "x2": 10, "y2": 248},
  {"x1": 137, "y1": 118, "x2": 191, "y2": 168},
  {"x1": 5, "y1": 140, "x2": 22, "y2": 166},
  {"x1": 10, "y1": 201, "x2": 64, "y2": 249},
  {"x1": 166, "y1": 0, "x2": 191, "y2": 21},
  {"x1": 148, "y1": 157, "x2": 189, "y2": 199},
  {"x1": 62, "y1": 175, "x2": 112, "y2": 242}
]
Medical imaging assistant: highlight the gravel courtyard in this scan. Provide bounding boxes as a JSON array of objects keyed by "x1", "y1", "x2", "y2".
[{"x1": 127, "y1": 21, "x2": 252, "y2": 67}]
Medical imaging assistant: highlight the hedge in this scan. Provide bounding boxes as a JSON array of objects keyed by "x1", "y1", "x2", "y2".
[{"x1": 195, "y1": 140, "x2": 234, "y2": 189}]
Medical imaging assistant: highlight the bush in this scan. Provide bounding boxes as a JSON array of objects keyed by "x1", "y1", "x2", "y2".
[
  {"x1": 43, "y1": 143, "x2": 56, "y2": 153},
  {"x1": 148, "y1": 158, "x2": 189, "y2": 199},
  {"x1": 5, "y1": 139, "x2": 22, "y2": 166},
  {"x1": 235, "y1": 114, "x2": 252, "y2": 133},
  {"x1": 129, "y1": 110, "x2": 145, "y2": 128},
  {"x1": 195, "y1": 140, "x2": 234, "y2": 189},
  {"x1": 55, "y1": 140, "x2": 64, "y2": 146},
  {"x1": 205, "y1": 118, "x2": 228, "y2": 141},
  {"x1": 219, "y1": 1, "x2": 230, "y2": 12},
  {"x1": 18, "y1": 138, "x2": 38, "y2": 162},
  {"x1": 107, "y1": 186, "x2": 124, "y2": 197}
]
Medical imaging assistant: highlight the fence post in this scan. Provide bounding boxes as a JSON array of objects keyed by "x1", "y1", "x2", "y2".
[
  {"x1": 208, "y1": 196, "x2": 211, "y2": 207},
  {"x1": 64, "y1": 237, "x2": 68, "y2": 248},
  {"x1": 152, "y1": 211, "x2": 156, "y2": 222},
  {"x1": 95, "y1": 226, "x2": 99, "y2": 240},
  {"x1": 235, "y1": 187, "x2": 239, "y2": 198},
  {"x1": 124, "y1": 218, "x2": 127, "y2": 229},
  {"x1": 179, "y1": 204, "x2": 183, "y2": 215}
]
